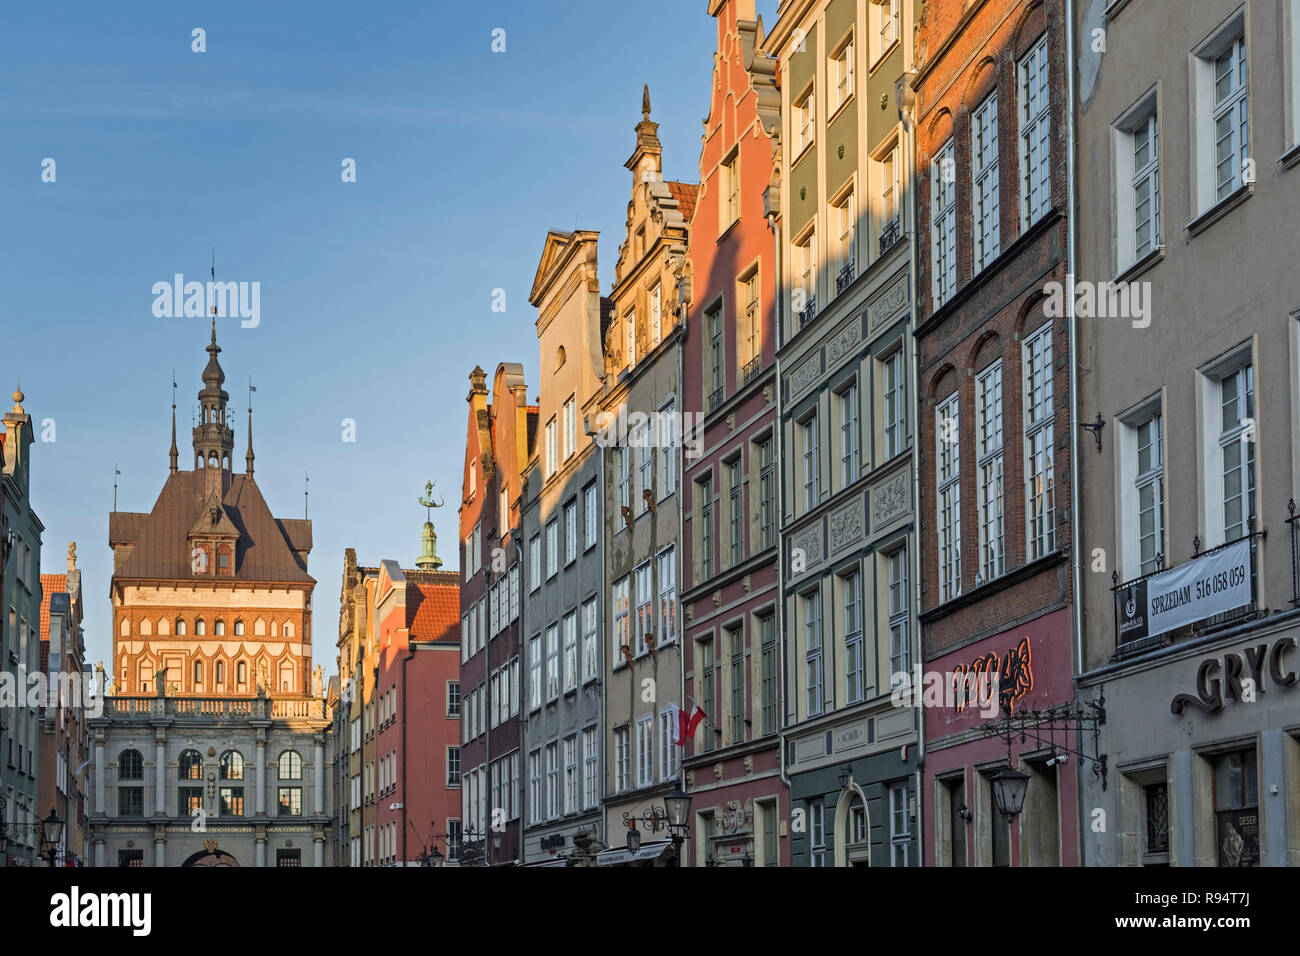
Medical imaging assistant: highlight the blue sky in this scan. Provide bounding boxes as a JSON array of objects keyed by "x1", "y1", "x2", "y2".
[{"x1": 0, "y1": 1, "x2": 777, "y2": 672}]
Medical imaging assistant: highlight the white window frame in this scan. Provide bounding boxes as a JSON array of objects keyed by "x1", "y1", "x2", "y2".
[
  {"x1": 882, "y1": 347, "x2": 906, "y2": 459},
  {"x1": 583, "y1": 481, "x2": 599, "y2": 549},
  {"x1": 581, "y1": 598, "x2": 599, "y2": 683},
  {"x1": 545, "y1": 624, "x2": 559, "y2": 702},
  {"x1": 657, "y1": 546, "x2": 677, "y2": 647},
  {"x1": 545, "y1": 519, "x2": 558, "y2": 580},
  {"x1": 803, "y1": 588, "x2": 824, "y2": 717},
  {"x1": 936, "y1": 393, "x2": 962, "y2": 602},
  {"x1": 1115, "y1": 91, "x2": 1161, "y2": 269},
  {"x1": 837, "y1": 380, "x2": 859, "y2": 489},
  {"x1": 802, "y1": 412, "x2": 820, "y2": 511},
  {"x1": 830, "y1": 34, "x2": 855, "y2": 114},
  {"x1": 563, "y1": 397, "x2": 577, "y2": 460},
  {"x1": 972, "y1": 90, "x2": 1000, "y2": 272},
  {"x1": 1023, "y1": 323, "x2": 1056, "y2": 561},
  {"x1": 636, "y1": 715, "x2": 654, "y2": 789},
  {"x1": 842, "y1": 568, "x2": 863, "y2": 705},
  {"x1": 887, "y1": 546, "x2": 909, "y2": 678},
  {"x1": 794, "y1": 84, "x2": 816, "y2": 156},
  {"x1": 563, "y1": 499, "x2": 577, "y2": 565},
  {"x1": 872, "y1": 0, "x2": 900, "y2": 65},
  {"x1": 1192, "y1": 15, "x2": 1250, "y2": 214},
  {"x1": 614, "y1": 727, "x2": 629, "y2": 794},
  {"x1": 976, "y1": 361, "x2": 1005, "y2": 583},
  {"x1": 1018, "y1": 34, "x2": 1051, "y2": 227},
  {"x1": 931, "y1": 139, "x2": 957, "y2": 308},
  {"x1": 563, "y1": 610, "x2": 578, "y2": 692}
]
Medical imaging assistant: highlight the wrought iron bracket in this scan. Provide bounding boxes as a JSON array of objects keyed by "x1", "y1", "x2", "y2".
[
  {"x1": 1079, "y1": 412, "x2": 1105, "y2": 453},
  {"x1": 980, "y1": 692, "x2": 1109, "y2": 791}
]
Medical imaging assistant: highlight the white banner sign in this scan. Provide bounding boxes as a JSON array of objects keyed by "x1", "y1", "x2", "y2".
[{"x1": 1146, "y1": 538, "x2": 1251, "y2": 638}]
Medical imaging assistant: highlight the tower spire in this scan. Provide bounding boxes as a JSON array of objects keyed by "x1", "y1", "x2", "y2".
[
  {"x1": 246, "y1": 377, "x2": 256, "y2": 476},
  {"x1": 193, "y1": 318, "x2": 233, "y2": 472},
  {"x1": 169, "y1": 371, "x2": 178, "y2": 473}
]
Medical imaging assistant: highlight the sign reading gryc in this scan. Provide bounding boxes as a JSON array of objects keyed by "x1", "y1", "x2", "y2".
[{"x1": 1170, "y1": 636, "x2": 1297, "y2": 715}]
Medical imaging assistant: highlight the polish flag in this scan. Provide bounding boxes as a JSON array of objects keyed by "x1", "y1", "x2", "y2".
[{"x1": 669, "y1": 702, "x2": 706, "y2": 746}]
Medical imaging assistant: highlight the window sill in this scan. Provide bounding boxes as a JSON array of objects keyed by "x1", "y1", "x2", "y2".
[
  {"x1": 791, "y1": 140, "x2": 815, "y2": 170},
  {"x1": 827, "y1": 94, "x2": 854, "y2": 127},
  {"x1": 1114, "y1": 244, "x2": 1166, "y2": 285},
  {"x1": 1280, "y1": 142, "x2": 1300, "y2": 170},
  {"x1": 869, "y1": 40, "x2": 899, "y2": 75},
  {"x1": 1185, "y1": 182, "x2": 1253, "y2": 238},
  {"x1": 717, "y1": 217, "x2": 742, "y2": 244}
]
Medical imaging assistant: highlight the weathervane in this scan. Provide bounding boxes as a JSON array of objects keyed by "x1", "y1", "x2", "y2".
[{"x1": 418, "y1": 481, "x2": 445, "y2": 522}]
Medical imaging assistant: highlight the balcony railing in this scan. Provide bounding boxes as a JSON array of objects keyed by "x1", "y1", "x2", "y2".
[
  {"x1": 836, "y1": 260, "x2": 856, "y2": 293},
  {"x1": 98, "y1": 694, "x2": 325, "y2": 721},
  {"x1": 741, "y1": 356, "x2": 761, "y2": 387},
  {"x1": 708, "y1": 385, "x2": 726, "y2": 414},
  {"x1": 1112, "y1": 521, "x2": 1263, "y2": 661},
  {"x1": 798, "y1": 294, "x2": 817, "y2": 329},
  {"x1": 879, "y1": 217, "x2": 901, "y2": 255}
]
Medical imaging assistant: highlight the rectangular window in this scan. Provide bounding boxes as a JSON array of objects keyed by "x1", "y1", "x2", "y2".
[
  {"x1": 581, "y1": 598, "x2": 599, "y2": 683},
  {"x1": 931, "y1": 139, "x2": 957, "y2": 307},
  {"x1": 728, "y1": 458, "x2": 744, "y2": 567},
  {"x1": 842, "y1": 569, "x2": 863, "y2": 705},
  {"x1": 794, "y1": 85, "x2": 815, "y2": 155},
  {"x1": 873, "y1": 0, "x2": 899, "y2": 60},
  {"x1": 546, "y1": 744, "x2": 559, "y2": 819},
  {"x1": 636, "y1": 716, "x2": 654, "y2": 789},
  {"x1": 1213, "y1": 37, "x2": 1249, "y2": 202},
  {"x1": 721, "y1": 153, "x2": 739, "y2": 229},
  {"x1": 936, "y1": 393, "x2": 962, "y2": 602},
  {"x1": 976, "y1": 362, "x2": 1005, "y2": 582},
  {"x1": 834, "y1": 190, "x2": 855, "y2": 287},
  {"x1": 528, "y1": 750, "x2": 541, "y2": 823},
  {"x1": 1219, "y1": 363, "x2": 1256, "y2": 540},
  {"x1": 882, "y1": 349, "x2": 906, "y2": 460},
  {"x1": 658, "y1": 709, "x2": 679, "y2": 782},
  {"x1": 657, "y1": 546, "x2": 677, "y2": 647},
  {"x1": 617, "y1": 445, "x2": 630, "y2": 517},
  {"x1": 728, "y1": 626, "x2": 746, "y2": 744},
  {"x1": 529, "y1": 535, "x2": 541, "y2": 592},
  {"x1": 759, "y1": 613, "x2": 777, "y2": 736},
  {"x1": 1019, "y1": 34, "x2": 1051, "y2": 226},
  {"x1": 796, "y1": 229, "x2": 817, "y2": 321},
  {"x1": 810, "y1": 800, "x2": 827, "y2": 867},
  {"x1": 758, "y1": 436, "x2": 776, "y2": 549},
  {"x1": 698, "y1": 475, "x2": 715, "y2": 579},
  {"x1": 614, "y1": 727, "x2": 630, "y2": 794},
  {"x1": 563, "y1": 398, "x2": 577, "y2": 460},
  {"x1": 972, "y1": 91, "x2": 1000, "y2": 272},
  {"x1": 583, "y1": 728, "x2": 599, "y2": 809},
  {"x1": 529, "y1": 634, "x2": 541, "y2": 711},
  {"x1": 277, "y1": 787, "x2": 302, "y2": 817},
  {"x1": 626, "y1": 309, "x2": 637, "y2": 369},
  {"x1": 564, "y1": 500, "x2": 577, "y2": 565},
  {"x1": 545, "y1": 520, "x2": 558, "y2": 580},
  {"x1": 830, "y1": 36, "x2": 854, "y2": 113},
  {"x1": 634, "y1": 561, "x2": 653, "y2": 655},
  {"x1": 708, "y1": 305, "x2": 725, "y2": 411},
  {"x1": 1212, "y1": 748, "x2": 1259, "y2": 867},
  {"x1": 740, "y1": 269, "x2": 761, "y2": 380},
  {"x1": 1132, "y1": 110, "x2": 1160, "y2": 259},
  {"x1": 699, "y1": 637, "x2": 716, "y2": 754},
  {"x1": 802, "y1": 414, "x2": 820, "y2": 510},
  {"x1": 639, "y1": 433, "x2": 654, "y2": 513},
  {"x1": 760, "y1": 800, "x2": 779, "y2": 866},
  {"x1": 878, "y1": 143, "x2": 900, "y2": 231},
  {"x1": 447, "y1": 747, "x2": 461, "y2": 787},
  {"x1": 1136, "y1": 412, "x2": 1165, "y2": 574},
  {"x1": 838, "y1": 383, "x2": 859, "y2": 487},
  {"x1": 545, "y1": 418, "x2": 557, "y2": 478},
  {"x1": 564, "y1": 736, "x2": 578, "y2": 815},
  {"x1": 888, "y1": 547, "x2": 909, "y2": 679},
  {"x1": 804, "y1": 589, "x2": 824, "y2": 716},
  {"x1": 889, "y1": 781, "x2": 912, "y2": 866},
  {"x1": 1022, "y1": 324, "x2": 1056, "y2": 560},
  {"x1": 563, "y1": 611, "x2": 578, "y2": 692},
  {"x1": 658, "y1": 401, "x2": 677, "y2": 499},
  {"x1": 545, "y1": 624, "x2": 559, "y2": 701},
  {"x1": 612, "y1": 576, "x2": 630, "y2": 664},
  {"x1": 583, "y1": 482, "x2": 598, "y2": 549}
]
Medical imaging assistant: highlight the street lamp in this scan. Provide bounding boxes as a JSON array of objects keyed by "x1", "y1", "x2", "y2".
[
  {"x1": 40, "y1": 807, "x2": 65, "y2": 867},
  {"x1": 990, "y1": 767, "x2": 1031, "y2": 821},
  {"x1": 625, "y1": 823, "x2": 641, "y2": 853},
  {"x1": 664, "y1": 786, "x2": 692, "y2": 868}
]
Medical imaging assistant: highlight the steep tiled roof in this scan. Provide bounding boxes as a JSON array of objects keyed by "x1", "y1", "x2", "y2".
[
  {"x1": 666, "y1": 180, "x2": 699, "y2": 225},
  {"x1": 39, "y1": 573, "x2": 67, "y2": 671},
  {"x1": 404, "y1": 570, "x2": 460, "y2": 643},
  {"x1": 110, "y1": 470, "x2": 313, "y2": 583}
]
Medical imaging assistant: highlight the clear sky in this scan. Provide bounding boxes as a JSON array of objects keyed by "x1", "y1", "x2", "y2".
[{"x1": 1, "y1": 1, "x2": 777, "y2": 674}]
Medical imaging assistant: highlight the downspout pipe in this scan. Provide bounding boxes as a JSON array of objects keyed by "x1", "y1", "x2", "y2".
[
  {"x1": 770, "y1": 208, "x2": 792, "y2": 832},
  {"x1": 400, "y1": 637, "x2": 417, "y2": 866},
  {"x1": 1065, "y1": 0, "x2": 1085, "y2": 865}
]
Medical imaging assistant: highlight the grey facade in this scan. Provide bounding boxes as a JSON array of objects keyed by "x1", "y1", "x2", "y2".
[
  {"x1": 1, "y1": 388, "x2": 44, "y2": 865},
  {"x1": 88, "y1": 695, "x2": 333, "y2": 866},
  {"x1": 1075, "y1": 0, "x2": 1300, "y2": 866},
  {"x1": 520, "y1": 230, "x2": 607, "y2": 863}
]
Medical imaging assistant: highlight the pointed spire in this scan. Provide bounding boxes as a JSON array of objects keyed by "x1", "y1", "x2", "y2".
[
  {"x1": 245, "y1": 404, "x2": 255, "y2": 476},
  {"x1": 642, "y1": 83, "x2": 651, "y2": 119},
  {"x1": 169, "y1": 401, "x2": 179, "y2": 474}
]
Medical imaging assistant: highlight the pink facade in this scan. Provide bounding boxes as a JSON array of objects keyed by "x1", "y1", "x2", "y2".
[{"x1": 679, "y1": 0, "x2": 787, "y2": 867}]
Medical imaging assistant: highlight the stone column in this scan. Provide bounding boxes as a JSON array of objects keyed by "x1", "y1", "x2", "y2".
[
  {"x1": 94, "y1": 736, "x2": 105, "y2": 814},
  {"x1": 255, "y1": 833, "x2": 266, "y2": 867},
  {"x1": 154, "y1": 732, "x2": 167, "y2": 815},
  {"x1": 313, "y1": 833, "x2": 324, "y2": 867},
  {"x1": 94, "y1": 837, "x2": 104, "y2": 868},
  {"x1": 314, "y1": 734, "x2": 325, "y2": 815},
  {"x1": 256, "y1": 733, "x2": 267, "y2": 815},
  {"x1": 154, "y1": 829, "x2": 166, "y2": 867}
]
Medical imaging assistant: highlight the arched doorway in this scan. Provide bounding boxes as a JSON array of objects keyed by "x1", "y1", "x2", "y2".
[
  {"x1": 182, "y1": 848, "x2": 240, "y2": 867},
  {"x1": 834, "y1": 781, "x2": 871, "y2": 867}
]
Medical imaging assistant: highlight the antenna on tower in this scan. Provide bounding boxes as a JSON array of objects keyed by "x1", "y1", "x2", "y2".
[
  {"x1": 113, "y1": 464, "x2": 120, "y2": 512},
  {"x1": 304, "y1": 471, "x2": 310, "y2": 519}
]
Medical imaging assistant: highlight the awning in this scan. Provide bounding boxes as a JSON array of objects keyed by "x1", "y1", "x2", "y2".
[
  {"x1": 523, "y1": 857, "x2": 569, "y2": 867},
  {"x1": 595, "y1": 840, "x2": 673, "y2": 866}
]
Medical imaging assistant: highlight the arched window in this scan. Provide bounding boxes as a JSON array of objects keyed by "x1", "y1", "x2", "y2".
[
  {"x1": 237, "y1": 661, "x2": 247, "y2": 685},
  {"x1": 283, "y1": 622, "x2": 294, "y2": 639},
  {"x1": 118, "y1": 749, "x2": 143, "y2": 780},
  {"x1": 178, "y1": 749, "x2": 203, "y2": 780},
  {"x1": 119, "y1": 618, "x2": 129, "y2": 636},
  {"x1": 220, "y1": 750, "x2": 244, "y2": 780},
  {"x1": 195, "y1": 619, "x2": 206, "y2": 636},
  {"x1": 193, "y1": 660, "x2": 203, "y2": 684},
  {"x1": 556, "y1": 345, "x2": 567, "y2": 370},
  {"x1": 234, "y1": 620, "x2": 245, "y2": 636},
  {"x1": 215, "y1": 660, "x2": 225, "y2": 684},
  {"x1": 175, "y1": 618, "x2": 187, "y2": 636},
  {"x1": 278, "y1": 750, "x2": 303, "y2": 780},
  {"x1": 279, "y1": 660, "x2": 295, "y2": 693},
  {"x1": 214, "y1": 620, "x2": 225, "y2": 636}
]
